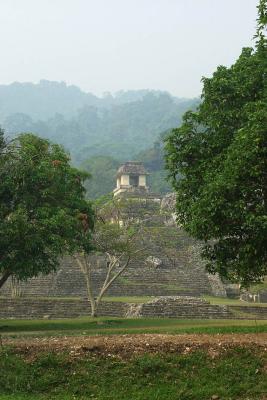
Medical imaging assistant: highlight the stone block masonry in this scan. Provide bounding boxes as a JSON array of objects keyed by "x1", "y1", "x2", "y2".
[
  {"x1": 1, "y1": 296, "x2": 267, "y2": 320},
  {"x1": 0, "y1": 194, "x2": 237, "y2": 318},
  {"x1": 0, "y1": 239, "x2": 217, "y2": 299},
  {"x1": 0, "y1": 298, "x2": 127, "y2": 319}
]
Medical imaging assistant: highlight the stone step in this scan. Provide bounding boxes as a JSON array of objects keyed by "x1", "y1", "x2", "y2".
[{"x1": 0, "y1": 250, "x2": 214, "y2": 298}]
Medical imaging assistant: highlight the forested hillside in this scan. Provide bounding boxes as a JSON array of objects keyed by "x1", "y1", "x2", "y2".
[{"x1": 0, "y1": 81, "x2": 199, "y2": 197}]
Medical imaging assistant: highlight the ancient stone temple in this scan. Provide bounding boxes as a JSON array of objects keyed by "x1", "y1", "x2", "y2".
[
  {"x1": 113, "y1": 161, "x2": 149, "y2": 197},
  {"x1": 4, "y1": 161, "x2": 262, "y2": 320}
]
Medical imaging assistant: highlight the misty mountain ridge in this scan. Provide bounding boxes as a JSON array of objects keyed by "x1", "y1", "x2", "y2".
[
  {"x1": 0, "y1": 80, "x2": 199, "y2": 165},
  {"x1": 0, "y1": 80, "x2": 195, "y2": 120}
]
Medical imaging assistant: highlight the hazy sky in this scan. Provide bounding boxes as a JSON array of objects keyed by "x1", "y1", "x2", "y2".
[{"x1": 0, "y1": 0, "x2": 259, "y2": 98}]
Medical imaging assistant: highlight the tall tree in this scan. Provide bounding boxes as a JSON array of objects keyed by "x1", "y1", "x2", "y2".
[
  {"x1": 0, "y1": 132, "x2": 94, "y2": 289},
  {"x1": 165, "y1": 0, "x2": 267, "y2": 286}
]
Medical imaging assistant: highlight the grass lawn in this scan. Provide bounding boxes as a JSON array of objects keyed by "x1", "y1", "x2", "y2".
[
  {"x1": 1, "y1": 316, "x2": 267, "y2": 337},
  {"x1": 0, "y1": 346, "x2": 266, "y2": 400},
  {"x1": 1, "y1": 317, "x2": 267, "y2": 399}
]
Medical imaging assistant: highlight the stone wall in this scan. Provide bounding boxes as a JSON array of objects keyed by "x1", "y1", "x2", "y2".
[
  {"x1": 228, "y1": 305, "x2": 267, "y2": 319},
  {"x1": 129, "y1": 296, "x2": 231, "y2": 319},
  {"x1": 1, "y1": 296, "x2": 267, "y2": 320},
  {"x1": 260, "y1": 291, "x2": 267, "y2": 302},
  {"x1": 207, "y1": 273, "x2": 227, "y2": 297},
  {"x1": 240, "y1": 290, "x2": 267, "y2": 303},
  {"x1": 0, "y1": 298, "x2": 127, "y2": 319}
]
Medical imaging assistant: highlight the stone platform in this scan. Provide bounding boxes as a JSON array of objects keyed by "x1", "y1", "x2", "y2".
[
  {"x1": 0, "y1": 235, "x2": 226, "y2": 299},
  {"x1": 1, "y1": 296, "x2": 267, "y2": 320}
]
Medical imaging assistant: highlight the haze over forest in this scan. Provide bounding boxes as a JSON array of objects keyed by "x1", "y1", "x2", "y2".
[
  {"x1": 0, "y1": 80, "x2": 199, "y2": 197},
  {"x1": 0, "y1": 1, "x2": 258, "y2": 198}
]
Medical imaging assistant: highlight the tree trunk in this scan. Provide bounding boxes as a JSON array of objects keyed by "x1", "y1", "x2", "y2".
[
  {"x1": 84, "y1": 273, "x2": 97, "y2": 317},
  {"x1": 75, "y1": 254, "x2": 131, "y2": 318},
  {"x1": 75, "y1": 255, "x2": 97, "y2": 317},
  {"x1": 95, "y1": 256, "x2": 131, "y2": 310},
  {"x1": 90, "y1": 304, "x2": 97, "y2": 317},
  {"x1": 0, "y1": 270, "x2": 11, "y2": 289}
]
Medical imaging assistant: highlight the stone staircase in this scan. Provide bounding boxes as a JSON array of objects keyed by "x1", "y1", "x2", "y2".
[
  {"x1": 0, "y1": 223, "x2": 225, "y2": 304},
  {"x1": 108, "y1": 256, "x2": 213, "y2": 297},
  {"x1": 0, "y1": 250, "x2": 214, "y2": 298}
]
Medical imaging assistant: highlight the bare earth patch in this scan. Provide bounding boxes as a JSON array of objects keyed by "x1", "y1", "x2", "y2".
[{"x1": 4, "y1": 333, "x2": 267, "y2": 360}]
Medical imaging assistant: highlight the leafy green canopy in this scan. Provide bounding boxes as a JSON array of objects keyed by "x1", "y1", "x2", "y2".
[
  {"x1": 165, "y1": 0, "x2": 267, "y2": 286},
  {"x1": 0, "y1": 132, "x2": 93, "y2": 286}
]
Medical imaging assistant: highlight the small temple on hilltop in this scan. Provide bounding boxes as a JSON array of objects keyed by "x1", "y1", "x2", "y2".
[{"x1": 113, "y1": 161, "x2": 149, "y2": 197}]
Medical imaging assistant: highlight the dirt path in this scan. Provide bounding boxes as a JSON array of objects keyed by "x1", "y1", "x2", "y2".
[{"x1": 4, "y1": 333, "x2": 267, "y2": 358}]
